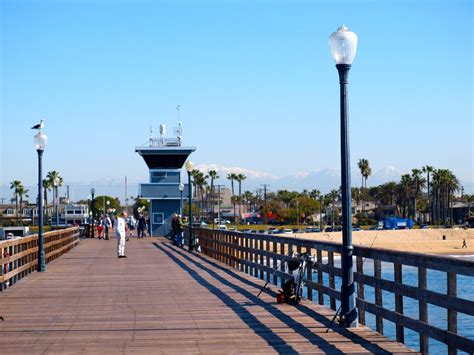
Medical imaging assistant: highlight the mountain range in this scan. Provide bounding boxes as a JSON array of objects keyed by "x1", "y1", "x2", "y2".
[{"x1": 2, "y1": 165, "x2": 472, "y2": 202}]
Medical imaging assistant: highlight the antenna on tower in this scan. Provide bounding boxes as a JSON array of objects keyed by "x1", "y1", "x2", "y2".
[
  {"x1": 149, "y1": 125, "x2": 154, "y2": 146},
  {"x1": 159, "y1": 124, "x2": 166, "y2": 146},
  {"x1": 175, "y1": 105, "x2": 183, "y2": 146}
]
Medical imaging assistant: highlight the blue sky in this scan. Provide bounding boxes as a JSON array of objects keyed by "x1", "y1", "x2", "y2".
[{"x1": 1, "y1": 0, "x2": 473, "y2": 198}]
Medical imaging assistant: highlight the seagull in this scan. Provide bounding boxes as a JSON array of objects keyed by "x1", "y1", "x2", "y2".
[{"x1": 31, "y1": 119, "x2": 44, "y2": 130}]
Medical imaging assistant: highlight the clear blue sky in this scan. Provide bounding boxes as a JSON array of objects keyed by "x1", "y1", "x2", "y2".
[{"x1": 1, "y1": 0, "x2": 473, "y2": 192}]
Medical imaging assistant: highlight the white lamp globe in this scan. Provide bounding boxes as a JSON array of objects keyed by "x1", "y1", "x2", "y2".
[
  {"x1": 179, "y1": 183, "x2": 184, "y2": 191},
  {"x1": 34, "y1": 131, "x2": 48, "y2": 151},
  {"x1": 185, "y1": 160, "x2": 194, "y2": 173},
  {"x1": 329, "y1": 25, "x2": 358, "y2": 65}
]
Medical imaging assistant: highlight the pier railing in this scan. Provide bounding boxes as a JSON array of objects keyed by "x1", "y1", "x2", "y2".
[
  {"x1": 192, "y1": 228, "x2": 474, "y2": 354},
  {"x1": 1, "y1": 227, "x2": 80, "y2": 291}
]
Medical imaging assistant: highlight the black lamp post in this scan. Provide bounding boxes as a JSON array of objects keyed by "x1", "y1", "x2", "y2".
[
  {"x1": 34, "y1": 130, "x2": 47, "y2": 272},
  {"x1": 90, "y1": 188, "x2": 95, "y2": 238},
  {"x1": 53, "y1": 177, "x2": 60, "y2": 227},
  {"x1": 329, "y1": 25, "x2": 358, "y2": 327},
  {"x1": 185, "y1": 160, "x2": 194, "y2": 251},
  {"x1": 179, "y1": 182, "x2": 184, "y2": 216}
]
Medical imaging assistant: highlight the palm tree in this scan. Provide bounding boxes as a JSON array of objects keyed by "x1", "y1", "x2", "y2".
[
  {"x1": 422, "y1": 165, "x2": 434, "y2": 223},
  {"x1": 10, "y1": 180, "x2": 23, "y2": 223},
  {"x1": 42, "y1": 179, "x2": 52, "y2": 219},
  {"x1": 227, "y1": 173, "x2": 238, "y2": 224},
  {"x1": 358, "y1": 159, "x2": 371, "y2": 212},
  {"x1": 46, "y1": 171, "x2": 63, "y2": 223},
  {"x1": 399, "y1": 174, "x2": 412, "y2": 218},
  {"x1": 17, "y1": 185, "x2": 29, "y2": 220},
  {"x1": 192, "y1": 170, "x2": 208, "y2": 220},
  {"x1": 208, "y1": 170, "x2": 219, "y2": 219},
  {"x1": 327, "y1": 189, "x2": 339, "y2": 229},
  {"x1": 236, "y1": 173, "x2": 247, "y2": 223},
  {"x1": 242, "y1": 191, "x2": 254, "y2": 213},
  {"x1": 411, "y1": 169, "x2": 426, "y2": 223}
]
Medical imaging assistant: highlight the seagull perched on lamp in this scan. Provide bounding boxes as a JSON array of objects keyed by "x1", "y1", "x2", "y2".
[{"x1": 31, "y1": 119, "x2": 44, "y2": 130}]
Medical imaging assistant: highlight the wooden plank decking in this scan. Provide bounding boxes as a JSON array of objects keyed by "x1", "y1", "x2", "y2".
[{"x1": 0, "y1": 237, "x2": 416, "y2": 354}]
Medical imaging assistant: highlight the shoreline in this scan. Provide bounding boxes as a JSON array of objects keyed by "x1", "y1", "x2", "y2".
[{"x1": 296, "y1": 228, "x2": 474, "y2": 256}]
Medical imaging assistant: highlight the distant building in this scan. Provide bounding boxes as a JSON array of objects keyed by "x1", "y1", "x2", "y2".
[
  {"x1": 135, "y1": 124, "x2": 195, "y2": 236},
  {"x1": 63, "y1": 203, "x2": 89, "y2": 225}
]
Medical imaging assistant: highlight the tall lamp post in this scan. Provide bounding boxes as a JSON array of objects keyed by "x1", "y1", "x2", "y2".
[
  {"x1": 90, "y1": 188, "x2": 95, "y2": 238},
  {"x1": 185, "y1": 160, "x2": 195, "y2": 251},
  {"x1": 34, "y1": 130, "x2": 47, "y2": 272},
  {"x1": 53, "y1": 177, "x2": 60, "y2": 227},
  {"x1": 179, "y1": 183, "x2": 184, "y2": 216},
  {"x1": 329, "y1": 25, "x2": 358, "y2": 327}
]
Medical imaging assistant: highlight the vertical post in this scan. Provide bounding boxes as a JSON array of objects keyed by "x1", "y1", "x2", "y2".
[
  {"x1": 91, "y1": 190, "x2": 95, "y2": 239},
  {"x1": 317, "y1": 249, "x2": 324, "y2": 305},
  {"x1": 180, "y1": 189, "x2": 183, "y2": 216},
  {"x1": 337, "y1": 63, "x2": 357, "y2": 327},
  {"x1": 328, "y1": 251, "x2": 336, "y2": 311},
  {"x1": 374, "y1": 259, "x2": 383, "y2": 334},
  {"x1": 55, "y1": 185, "x2": 59, "y2": 227},
  {"x1": 418, "y1": 267, "x2": 428, "y2": 354},
  {"x1": 37, "y1": 150, "x2": 46, "y2": 272},
  {"x1": 306, "y1": 247, "x2": 313, "y2": 301},
  {"x1": 394, "y1": 263, "x2": 404, "y2": 343},
  {"x1": 447, "y1": 272, "x2": 457, "y2": 355},
  {"x1": 188, "y1": 171, "x2": 194, "y2": 251},
  {"x1": 356, "y1": 256, "x2": 365, "y2": 325}
]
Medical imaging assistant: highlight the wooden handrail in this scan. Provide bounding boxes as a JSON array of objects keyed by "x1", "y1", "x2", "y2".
[
  {"x1": 1, "y1": 227, "x2": 80, "y2": 290},
  {"x1": 189, "y1": 227, "x2": 474, "y2": 354}
]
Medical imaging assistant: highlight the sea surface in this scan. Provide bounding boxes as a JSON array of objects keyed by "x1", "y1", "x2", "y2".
[{"x1": 273, "y1": 254, "x2": 474, "y2": 354}]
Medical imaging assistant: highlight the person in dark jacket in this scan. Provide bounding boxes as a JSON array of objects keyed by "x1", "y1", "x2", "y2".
[{"x1": 137, "y1": 214, "x2": 146, "y2": 238}]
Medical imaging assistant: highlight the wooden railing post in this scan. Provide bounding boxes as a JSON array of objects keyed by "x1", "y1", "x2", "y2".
[
  {"x1": 328, "y1": 251, "x2": 336, "y2": 311},
  {"x1": 306, "y1": 247, "x2": 313, "y2": 301},
  {"x1": 356, "y1": 256, "x2": 365, "y2": 325},
  {"x1": 272, "y1": 240, "x2": 278, "y2": 286},
  {"x1": 447, "y1": 272, "x2": 457, "y2": 355},
  {"x1": 374, "y1": 259, "x2": 383, "y2": 335},
  {"x1": 317, "y1": 249, "x2": 323, "y2": 305},
  {"x1": 418, "y1": 267, "x2": 428, "y2": 354},
  {"x1": 394, "y1": 263, "x2": 404, "y2": 344}
]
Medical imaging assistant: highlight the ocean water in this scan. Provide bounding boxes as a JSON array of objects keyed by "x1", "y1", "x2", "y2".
[{"x1": 273, "y1": 255, "x2": 474, "y2": 354}]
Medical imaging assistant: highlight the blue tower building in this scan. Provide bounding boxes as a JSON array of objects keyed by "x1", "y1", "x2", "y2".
[{"x1": 135, "y1": 124, "x2": 195, "y2": 236}]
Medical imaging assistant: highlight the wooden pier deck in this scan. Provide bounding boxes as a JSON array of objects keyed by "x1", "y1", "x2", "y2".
[{"x1": 0, "y1": 237, "x2": 416, "y2": 354}]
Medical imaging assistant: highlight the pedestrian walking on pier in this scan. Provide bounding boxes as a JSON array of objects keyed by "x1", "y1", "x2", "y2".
[
  {"x1": 137, "y1": 213, "x2": 146, "y2": 238},
  {"x1": 115, "y1": 211, "x2": 127, "y2": 258},
  {"x1": 103, "y1": 215, "x2": 112, "y2": 240},
  {"x1": 462, "y1": 238, "x2": 467, "y2": 249}
]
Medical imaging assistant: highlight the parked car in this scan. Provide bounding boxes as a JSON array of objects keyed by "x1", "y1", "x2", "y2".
[
  {"x1": 325, "y1": 226, "x2": 342, "y2": 232},
  {"x1": 214, "y1": 218, "x2": 231, "y2": 224}
]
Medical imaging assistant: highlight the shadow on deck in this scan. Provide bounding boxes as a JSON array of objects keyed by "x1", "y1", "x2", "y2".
[{"x1": 0, "y1": 237, "x2": 415, "y2": 354}]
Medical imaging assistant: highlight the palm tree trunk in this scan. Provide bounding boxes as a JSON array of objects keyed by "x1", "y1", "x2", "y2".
[{"x1": 15, "y1": 195, "x2": 19, "y2": 223}]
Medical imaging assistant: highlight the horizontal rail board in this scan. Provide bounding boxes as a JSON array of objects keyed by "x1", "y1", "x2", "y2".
[
  {"x1": 358, "y1": 299, "x2": 474, "y2": 353},
  {"x1": 194, "y1": 227, "x2": 474, "y2": 354}
]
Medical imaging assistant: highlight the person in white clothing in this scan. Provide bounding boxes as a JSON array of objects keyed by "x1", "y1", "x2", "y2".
[{"x1": 115, "y1": 211, "x2": 127, "y2": 258}]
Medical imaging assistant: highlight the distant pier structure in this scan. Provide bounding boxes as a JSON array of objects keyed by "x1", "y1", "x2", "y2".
[{"x1": 135, "y1": 123, "x2": 195, "y2": 236}]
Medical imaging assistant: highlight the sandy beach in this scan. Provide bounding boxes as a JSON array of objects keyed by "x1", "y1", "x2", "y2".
[{"x1": 298, "y1": 228, "x2": 474, "y2": 256}]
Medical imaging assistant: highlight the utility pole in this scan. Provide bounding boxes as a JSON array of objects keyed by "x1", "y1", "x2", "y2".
[
  {"x1": 125, "y1": 176, "x2": 128, "y2": 215},
  {"x1": 261, "y1": 184, "x2": 270, "y2": 224},
  {"x1": 66, "y1": 185, "x2": 70, "y2": 201}
]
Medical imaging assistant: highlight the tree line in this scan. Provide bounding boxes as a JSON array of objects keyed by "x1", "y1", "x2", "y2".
[{"x1": 188, "y1": 161, "x2": 471, "y2": 226}]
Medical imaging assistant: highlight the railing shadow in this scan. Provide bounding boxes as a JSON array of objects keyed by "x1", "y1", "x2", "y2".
[{"x1": 156, "y1": 241, "x2": 392, "y2": 354}]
